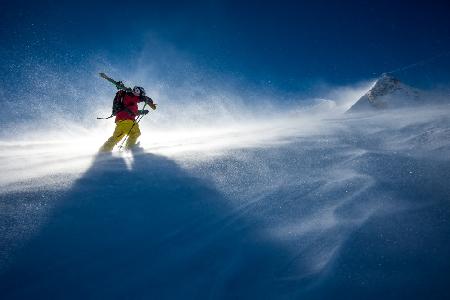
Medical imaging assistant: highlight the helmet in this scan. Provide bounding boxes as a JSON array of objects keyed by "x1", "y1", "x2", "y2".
[{"x1": 133, "y1": 86, "x2": 146, "y2": 96}]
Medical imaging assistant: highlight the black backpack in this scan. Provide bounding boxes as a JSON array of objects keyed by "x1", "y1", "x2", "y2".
[
  {"x1": 114, "y1": 91, "x2": 140, "y2": 117},
  {"x1": 97, "y1": 90, "x2": 135, "y2": 120},
  {"x1": 112, "y1": 90, "x2": 127, "y2": 116}
]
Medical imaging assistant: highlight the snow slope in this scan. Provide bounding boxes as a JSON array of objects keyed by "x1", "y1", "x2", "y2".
[{"x1": 1, "y1": 102, "x2": 450, "y2": 299}]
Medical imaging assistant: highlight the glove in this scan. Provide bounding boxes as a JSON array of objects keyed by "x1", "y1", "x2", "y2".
[
  {"x1": 144, "y1": 97, "x2": 157, "y2": 110},
  {"x1": 138, "y1": 110, "x2": 149, "y2": 115},
  {"x1": 116, "y1": 81, "x2": 126, "y2": 90}
]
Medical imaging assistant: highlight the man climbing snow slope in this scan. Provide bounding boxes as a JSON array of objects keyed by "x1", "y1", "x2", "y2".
[{"x1": 100, "y1": 84, "x2": 157, "y2": 152}]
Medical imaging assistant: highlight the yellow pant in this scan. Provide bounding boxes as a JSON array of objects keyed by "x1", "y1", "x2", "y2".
[{"x1": 100, "y1": 120, "x2": 141, "y2": 152}]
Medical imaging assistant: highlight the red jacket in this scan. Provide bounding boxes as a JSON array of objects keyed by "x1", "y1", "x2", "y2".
[{"x1": 115, "y1": 92, "x2": 144, "y2": 122}]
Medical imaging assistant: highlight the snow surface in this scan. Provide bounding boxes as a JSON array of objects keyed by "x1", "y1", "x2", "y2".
[{"x1": 1, "y1": 97, "x2": 450, "y2": 299}]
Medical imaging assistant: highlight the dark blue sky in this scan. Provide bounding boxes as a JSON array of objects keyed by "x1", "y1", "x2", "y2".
[{"x1": 2, "y1": 0, "x2": 450, "y2": 94}]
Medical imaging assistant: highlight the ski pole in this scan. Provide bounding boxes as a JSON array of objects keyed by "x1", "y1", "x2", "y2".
[{"x1": 118, "y1": 102, "x2": 149, "y2": 151}]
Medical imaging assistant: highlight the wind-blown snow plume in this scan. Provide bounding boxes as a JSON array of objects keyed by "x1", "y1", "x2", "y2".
[{"x1": 1, "y1": 42, "x2": 450, "y2": 298}]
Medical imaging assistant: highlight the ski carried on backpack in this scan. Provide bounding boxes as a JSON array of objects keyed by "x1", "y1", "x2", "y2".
[
  {"x1": 97, "y1": 73, "x2": 132, "y2": 119},
  {"x1": 99, "y1": 73, "x2": 132, "y2": 92},
  {"x1": 97, "y1": 72, "x2": 155, "y2": 121}
]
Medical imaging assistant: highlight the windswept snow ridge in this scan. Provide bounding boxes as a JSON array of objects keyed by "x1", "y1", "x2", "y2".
[{"x1": 1, "y1": 95, "x2": 450, "y2": 299}]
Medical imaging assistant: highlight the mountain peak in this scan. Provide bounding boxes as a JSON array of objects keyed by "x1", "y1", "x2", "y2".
[
  {"x1": 367, "y1": 73, "x2": 401, "y2": 100},
  {"x1": 347, "y1": 74, "x2": 422, "y2": 112}
]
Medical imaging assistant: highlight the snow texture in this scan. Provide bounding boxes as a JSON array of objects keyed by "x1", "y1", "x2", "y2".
[{"x1": 1, "y1": 90, "x2": 450, "y2": 299}]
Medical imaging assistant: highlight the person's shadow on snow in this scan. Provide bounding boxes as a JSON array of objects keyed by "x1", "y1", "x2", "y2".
[{"x1": 1, "y1": 149, "x2": 299, "y2": 299}]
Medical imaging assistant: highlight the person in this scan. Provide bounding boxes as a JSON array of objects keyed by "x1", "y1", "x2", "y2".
[{"x1": 100, "y1": 85, "x2": 157, "y2": 152}]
